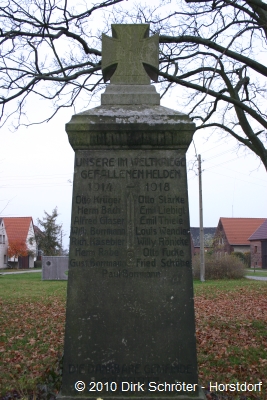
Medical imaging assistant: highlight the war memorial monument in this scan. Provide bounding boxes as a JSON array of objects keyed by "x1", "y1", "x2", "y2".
[{"x1": 59, "y1": 24, "x2": 205, "y2": 400}]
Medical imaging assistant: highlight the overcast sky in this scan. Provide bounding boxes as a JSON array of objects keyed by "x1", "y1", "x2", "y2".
[{"x1": 1, "y1": 86, "x2": 266, "y2": 250}]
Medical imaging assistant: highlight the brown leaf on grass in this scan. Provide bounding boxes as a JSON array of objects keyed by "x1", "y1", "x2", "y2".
[
  {"x1": 194, "y1": 283, "x2": 267, "y2": 397},
  {"x1": 0, "y1": 295, "x2": 66, "y2": 394},
  {"x1": 1, "y1": 281, "x2": 267, "y2": 398}
]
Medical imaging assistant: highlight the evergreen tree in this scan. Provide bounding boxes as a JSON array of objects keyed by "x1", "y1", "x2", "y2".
[{"x1": 36, "y1": 208, "x2": 63, "y2": 256}]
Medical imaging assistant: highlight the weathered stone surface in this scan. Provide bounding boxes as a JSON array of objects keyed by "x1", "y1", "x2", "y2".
[
  {"x1": 66, "y1": 105, "x2": 194, "y2": 151},
  {"x1": 42, "y1": 256, "x2": 68, "y2": 280},
  {"x1": 60, "y1": 111, "x2": 205, "y2": 399},
  {"x1": 101, "y1": 85, "x2": 160, "y2": 105}
]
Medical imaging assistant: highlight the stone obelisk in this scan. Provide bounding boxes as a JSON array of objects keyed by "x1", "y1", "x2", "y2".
[{"x1": 59, "y1": 24, "x2": 205, "y2": 399}]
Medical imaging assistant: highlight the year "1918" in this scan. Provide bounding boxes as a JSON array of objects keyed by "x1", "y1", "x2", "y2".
[{"x1": 145, "y1": 183, "x2": 170, "y2": 191}]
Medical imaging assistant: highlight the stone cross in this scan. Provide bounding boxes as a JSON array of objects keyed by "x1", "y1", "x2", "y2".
[{"x1": 102, "y1": 24, "x2": 159, "y2": 84}]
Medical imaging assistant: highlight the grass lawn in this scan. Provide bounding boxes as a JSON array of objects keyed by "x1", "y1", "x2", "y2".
[
  {"x1": 245, "y1": 268, "x2": 267, "y2": 277},
  {"x1": 0, "y1": 273, "x2": 266, "y2": 399}
]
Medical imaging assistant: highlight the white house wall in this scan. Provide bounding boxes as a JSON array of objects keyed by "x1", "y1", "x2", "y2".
[
  {"x1": 0, "y1": 220, "x2": 8, "y2": 269},
  {"x1": 232, "y1": 245, "x2": 250, "y2": 253},
  {"x1": 26, "y1": 221, "x2": 37, "y2": 268}
]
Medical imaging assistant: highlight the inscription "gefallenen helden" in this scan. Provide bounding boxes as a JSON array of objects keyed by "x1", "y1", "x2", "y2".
[{"x1": 81, "y1": 169, "x2": 180, "y2": 179}]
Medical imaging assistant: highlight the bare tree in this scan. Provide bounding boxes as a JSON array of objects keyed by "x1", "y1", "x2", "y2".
[
  {"x1": 156, "y1": 0, "x2": 267, "y2": 171},
  {"x1": 0, "y1": 0, "x2": 122, "y2": 127},
  {"x1": 1, "y1": 0, "x2": 266, "y2": 170}
]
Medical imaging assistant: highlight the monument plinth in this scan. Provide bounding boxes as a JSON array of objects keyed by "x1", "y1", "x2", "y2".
[{"x1": 60, "y1": 24, "x2": 205, "y2": 400}]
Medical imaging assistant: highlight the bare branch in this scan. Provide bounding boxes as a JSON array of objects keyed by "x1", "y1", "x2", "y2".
[
  {"x1": 160, "y1": 34, "x2": 267, "y2": 77},
  {"x1": 158, "y1": 70, "x2": 267, "y2": 130}
]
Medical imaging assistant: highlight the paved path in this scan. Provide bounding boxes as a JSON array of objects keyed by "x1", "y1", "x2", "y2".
[
  {"x1": 2, "y1": 270, "x2": 267, "y2": 280},
  {"x1": 245, "y1": 275, "x2": 267, "y2": 281},
  {"x1": 0, "y1": 270, "x2": 41, "y2": 275}
]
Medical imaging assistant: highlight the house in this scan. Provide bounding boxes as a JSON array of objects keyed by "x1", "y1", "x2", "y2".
[
  {"x1": 248, "y1": 219, "x2": 267, "y2": 269},
  {"x1": 214, "y1": 217, "x2": 266, "y2": 255},
  {"x1": 0, "y1": 218, "x2": 8, "y2": 269},
  {"x1": 2, "y1": 217, "x2": 37, "y2": 269},
  {"x1": 33, "y1": 224, "x2": 44, "y2": 260},
  {"x1": 190, "y1": 227, "x2": 216, "y2": 255}
]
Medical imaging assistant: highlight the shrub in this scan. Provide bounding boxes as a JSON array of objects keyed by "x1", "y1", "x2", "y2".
[
  {"x1": 243, "y1": 252, "x2": 251, "y2": 267},
  {"x1": 34, "y1": 260, "x2": 42, "y2": 268},
  {"x1": 232, "y1": 251, "x2": 245, "y2": 262},
  {"x1": 232, "y1": 251, "x2": 251, "y2": 267},
  {"x1": 192, "y1": 253, "x2": 245, "y2": 280}
]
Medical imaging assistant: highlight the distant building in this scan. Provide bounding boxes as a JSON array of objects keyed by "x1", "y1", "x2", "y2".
[
  {"x1": 214, "y1": 217, "x2": 266, "y2": 255},
  {"x1": 248, "y1": 219, "x2": 267, "y2": 269},
  {"x1": 2, "y1": 217, "x2": 37, "y2": 269},
  {"x1": 190, "y1": 227, "x2": 216, "y2": 255},
  {"x1": 0, "y1": 218, "x2": 8, "y2": 269},
  {"x1": 33, "y1": 224, "x2": 44, "y2": 260}
]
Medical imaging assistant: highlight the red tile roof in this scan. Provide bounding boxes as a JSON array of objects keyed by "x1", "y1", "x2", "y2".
[
  {"x1": 3, "y1": 217, "x2": 33, "y2": 243},
  {"x1": 249, "y1": 219, "x2": 267, "y2": 241},
  {"x1": 220, "y1": 217, "x2": 266, "y2": 245}
]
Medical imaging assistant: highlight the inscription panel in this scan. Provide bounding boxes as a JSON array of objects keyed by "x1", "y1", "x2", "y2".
[
  {"x1": 62, "y1": 149, "x2": 198, "y2": 396},
  {"x1": 70, "y1": 151, "x2": 189, "y2": 276}
]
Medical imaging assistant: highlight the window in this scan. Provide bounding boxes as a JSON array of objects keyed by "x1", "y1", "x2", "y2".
[
  {"x1": 4, "y1": 255, "x2": 6, "y2": 264},
  {"x1": 3, "y1": 235, "x2": 5, "y2": 244},
  {"x1": 0, "y1": 235, "x2": 2, "y2": 244},
  {"x1": 254, "y1": 246, "x2": 258, "y2": 253}
]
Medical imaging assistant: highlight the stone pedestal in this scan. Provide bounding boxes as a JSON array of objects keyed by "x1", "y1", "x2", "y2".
[{"x1": 59, "y1": 100, "x2": 205, "y2": 399}]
